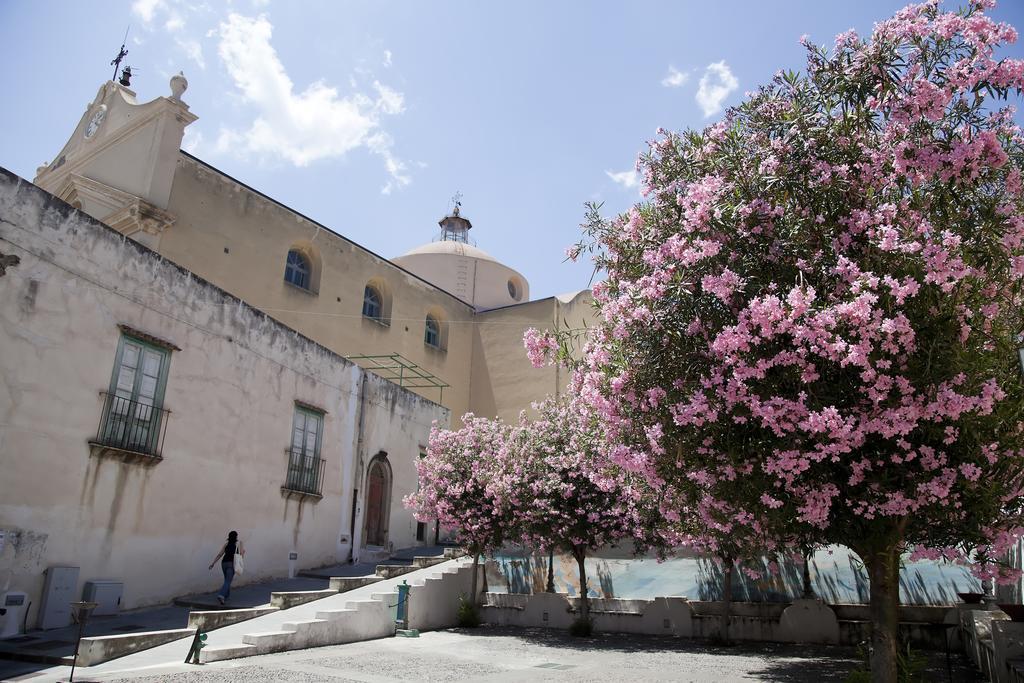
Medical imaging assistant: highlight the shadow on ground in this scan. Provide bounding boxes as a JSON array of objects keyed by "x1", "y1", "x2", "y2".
[{"x1": 457, "y1": 625, "x2": 980, "y2": 682}]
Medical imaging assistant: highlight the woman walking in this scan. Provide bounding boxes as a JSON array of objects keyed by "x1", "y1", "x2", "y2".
[{"x1": 208, "y1": 530, "x2": 245, "y2": 604}]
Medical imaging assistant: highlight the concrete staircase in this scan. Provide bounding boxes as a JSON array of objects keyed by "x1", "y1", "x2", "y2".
[
  {"x1": 198, "y1": 557, "x2": 474, "y2": 663},
  {"x1": 70, "y1": 548, "x2": 465, "y2": 668}
]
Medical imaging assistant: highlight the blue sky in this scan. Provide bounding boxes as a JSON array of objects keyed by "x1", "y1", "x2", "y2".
[{"x1": 3, "y1": 1, "x2": 1024, "y2": 300}]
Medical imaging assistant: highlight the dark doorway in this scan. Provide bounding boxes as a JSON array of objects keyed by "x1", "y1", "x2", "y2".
[{"x1": 364, "y1": 455, "x2": 391, "y2": 546}]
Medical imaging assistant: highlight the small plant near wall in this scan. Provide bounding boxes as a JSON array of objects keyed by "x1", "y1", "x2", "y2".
[{"x1": 456, "y1": 595, "x2": 481, "y2": 628}]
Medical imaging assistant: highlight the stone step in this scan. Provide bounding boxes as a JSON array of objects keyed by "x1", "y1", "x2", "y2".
[
  {"x1": 199, "y1": 643, "x2": 258, "y2": 664},
  {"x1": 280, "y1": 618, "x2": 329, "y2": 631},
  {"x1": 188, "y1": 606, "x2": 278, "y2": 631},
  {"x1": 412, "y1": 556, "x2": 447, "y2": 569},
  {"x1": 376, "y1": 564, "x2": 417, "y2": 579},
  {"x1": 361, "y1": 545, "x2": 391, "y2": 563},
  {"x1": 312, "y1": 608, "x2": 359, "y2": 621},
  {"x1": 242, "y1": 630, "x2": 299, "y2": 649},
  {"x1": 270, "y1": 589, "x2": 337, "y2": 609},
  {"x1": 329, "y1": 575, "x2": 383, "y2": 592}
]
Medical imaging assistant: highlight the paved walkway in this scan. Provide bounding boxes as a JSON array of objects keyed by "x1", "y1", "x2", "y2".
[
  {"x1": 4, "y1": 625, "x2": 980, "y2": 682},
  {"x1": 0, "y1": 546, "x2": 450, "y2": 680}
]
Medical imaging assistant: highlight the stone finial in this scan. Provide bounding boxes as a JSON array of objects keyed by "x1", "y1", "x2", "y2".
[{"x1": 170, "y1": 71, "x2": 188, "y2": 101}]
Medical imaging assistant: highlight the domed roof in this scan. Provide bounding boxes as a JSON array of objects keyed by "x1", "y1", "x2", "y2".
[{"x1": 399, "y1": 240, "x2": 498, "y2": 263}]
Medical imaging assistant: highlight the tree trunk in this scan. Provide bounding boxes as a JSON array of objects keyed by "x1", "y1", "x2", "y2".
[
  {"x1": 802, "y1": 547, "x2": 813, "y2": 599},
  {"x1": 865, "y1": 543, "x2": 901, "y2": 683},
  {"x1": 575, "y1": 547, "x2": 590, "y2": 623},
  {"x1": 481, "y1": 551, "x2": 489, "y2": 594},
  {"x1": 546, "y1": 547, "x2": 555, "y2": 593},
  {"x1": 721, "y1": 558, "x2": 733, "y2": 644},
  {"x1": 470, "y1": 547, "x2": 480, "y2": 605}
]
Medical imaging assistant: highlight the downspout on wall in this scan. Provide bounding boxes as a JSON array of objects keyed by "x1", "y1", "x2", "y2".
[{"x1": 348, "y1": 372, "x2": 369, "y2": 563}]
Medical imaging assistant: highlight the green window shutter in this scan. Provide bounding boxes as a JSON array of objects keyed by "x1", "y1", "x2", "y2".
[{"x1": 103, "y1": 335, "x2": 171, "y2": 455}]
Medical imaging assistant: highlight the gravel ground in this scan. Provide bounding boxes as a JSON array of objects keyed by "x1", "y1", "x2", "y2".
[{"x1": 73, "y1": 625, "x2": 980, "y2": 682}]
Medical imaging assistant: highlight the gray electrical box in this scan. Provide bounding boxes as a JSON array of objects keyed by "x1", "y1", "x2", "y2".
[
  {"x1": 38, "y1": 566, "x2": 79, "y2": 629},
  {"x1": 82, "y1": 581, "x2": 123, "y2": 615}
]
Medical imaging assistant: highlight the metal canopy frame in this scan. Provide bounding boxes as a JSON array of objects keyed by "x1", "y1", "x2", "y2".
[{"x1": 348, "y1": 353, "x2": 450, "y2": 402}]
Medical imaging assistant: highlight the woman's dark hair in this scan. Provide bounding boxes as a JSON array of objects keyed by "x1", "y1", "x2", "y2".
[{"x1": 228, "y1": 531, "x2": 238, "y2": 542}]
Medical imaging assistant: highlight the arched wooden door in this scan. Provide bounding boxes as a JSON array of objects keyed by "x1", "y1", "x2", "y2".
[{"x1": 364, "y1": 456, "x2": 391, "y2": 547}]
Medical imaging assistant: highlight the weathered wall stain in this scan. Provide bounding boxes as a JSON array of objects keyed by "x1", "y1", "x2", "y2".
[{"x1": 19, "y1": 278, "x2": 38, "y2": 315}]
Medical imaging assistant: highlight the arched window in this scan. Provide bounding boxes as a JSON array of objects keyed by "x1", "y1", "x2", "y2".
[
  {"x1": 362, "y1": 285, "x2": 383, "y2": 320},
  {"x1": 424, "y1": 315, "x2": 440, "y2": 348},
  {"x1": 284, "y1": 250, "x2": 310, "y2": 290}
]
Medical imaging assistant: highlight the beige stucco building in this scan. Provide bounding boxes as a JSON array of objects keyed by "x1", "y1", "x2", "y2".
[
  {"x1": 0, "y1": 169, "x2": 447, "y2": 616},
  {"x1": 0, "y1": 73, "x2": 593, "y2": 624},
  {"x1": 32, "y1": 75, "x2": 593, "y2": 426}
]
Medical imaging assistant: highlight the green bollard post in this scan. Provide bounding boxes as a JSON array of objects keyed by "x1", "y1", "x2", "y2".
[
  {"x1": 185, "y1": 629, "x2": 208, "y2": 664},
  {"x1": 394, "y1": 580, "x2": 419, "y2": 638}
]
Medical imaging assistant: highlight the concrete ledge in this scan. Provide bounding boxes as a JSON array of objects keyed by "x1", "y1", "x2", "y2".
[
  {"x1": 271, "y1": 589, "x2": 337, "y2": 609},
  {"x1": 188, "y1": 606, "x2": 278, "y2": 631},
  {"x1": 413, "y1": 556, "x2": 447, "y2": 569},
  {"x1": 242, "y1": 630, "x2": 298, "y2": 648},
  {"x1": 77, "y1": 628, "x2": 194, "y2": 666},
  {"x1": 199, "y1": 643, "x2": 258, "y2": 664},
  {"x1": 329, "y1": 575, "x2": 383, "y2": 592},
  {"x1": 482, "y1": 593, "x2": 961, "y2": 650},
  {"x1": 779, "y1": 599, "x2": 839, "y2": 644},
  {"x1": 376, "y1": 564, "x2": 417, "y2": 579}
]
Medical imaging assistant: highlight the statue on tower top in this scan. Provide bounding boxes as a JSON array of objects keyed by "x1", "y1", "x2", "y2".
[{"x1": 110, "y1": 27, "x2": 130, "y2": 82}]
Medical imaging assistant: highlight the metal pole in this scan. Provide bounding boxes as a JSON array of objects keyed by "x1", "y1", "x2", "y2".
[
  {"x1": 68, "y1": 614, "x2": 85, "y2": 682},
  {"x1": 67, "y1": 601, "x2": 97, "y2": 683}
]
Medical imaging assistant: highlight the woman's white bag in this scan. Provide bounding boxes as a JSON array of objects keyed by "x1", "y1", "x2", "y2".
[{"x1": 234, "y1": 550, "x2": 245, "y2": 575}]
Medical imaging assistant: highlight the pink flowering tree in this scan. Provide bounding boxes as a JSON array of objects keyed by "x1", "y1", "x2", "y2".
[
  {"x1": 508, "y1": 393, "x2": 654, "y2": 630},
  {"x1": 404, "y1": 415, "x2": 517, "y2": 605},
  {"x1": 571, "y1": 2, "x2": 1024, "y2": 678}
]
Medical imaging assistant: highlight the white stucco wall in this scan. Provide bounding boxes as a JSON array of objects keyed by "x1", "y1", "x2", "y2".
[{"x1": 0, "y1": 169, "x2": 448, "y2": 622}]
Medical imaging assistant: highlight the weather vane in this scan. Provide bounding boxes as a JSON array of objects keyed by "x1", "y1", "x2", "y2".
[
  {"x1": 111, "y1": 26, "x2": 130, "y2": 82},
  {"x1": 450, "y1": 191, "x2": 463, "y2": 215}
]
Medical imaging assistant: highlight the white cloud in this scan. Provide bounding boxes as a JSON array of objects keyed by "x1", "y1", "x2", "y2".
[
  {"x1": 606, "y1": 169, "x2": 640, "y2": 190},
  {"x1": 215, "y1": 12, "x2": 411, "y2": 190},
  {"x1": 383, "y1": 50, "x2": 393, "y2": 68},
  {"x1": 373, "y1": 81, "x2": 404, "y2": 115},
  {"x1": 132, "y1": 0, "x2": 165, "y2": 24},
  {"x1": 367, "y1": 132, "x2": 410, "y2": 195},
  {"x1": 177, "y1": 37, "x2": 206, "y2": 69},
  {"x1": 182, "y1": 128, "x2": 203, "y2": 154},
  {"x1": 661, "y1": 66, "x2": 689, "y2": 88},
  {"x1": 165, "y1": 14, "x2": 185, "y2": 31},
  {"x1": 696, "y1": 61, "x2": 738, "y2": 118}
]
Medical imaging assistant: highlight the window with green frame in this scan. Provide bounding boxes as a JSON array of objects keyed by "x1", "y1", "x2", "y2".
[
  {"x1": 100, "y1": 335, "x2": 171, "y2": 455},
  {"x1": 286, "y1": 405, "x2": 325, "y2": 494}
]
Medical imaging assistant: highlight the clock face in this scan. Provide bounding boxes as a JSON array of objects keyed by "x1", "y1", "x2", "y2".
[{"x1": 84, "y1": 105, "x2": 107, "y2": 139}]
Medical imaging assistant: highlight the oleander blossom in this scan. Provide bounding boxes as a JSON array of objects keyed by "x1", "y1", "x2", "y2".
[
  {"x1": 523, "y1": 328, "x2": 559, "y2": 368},
  {"x1": 407, "y1": 392, "x2": 659, "y2": 624},
  {"x1": 571, "y1": 1, "x2": 1024, "y2": 676}
]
